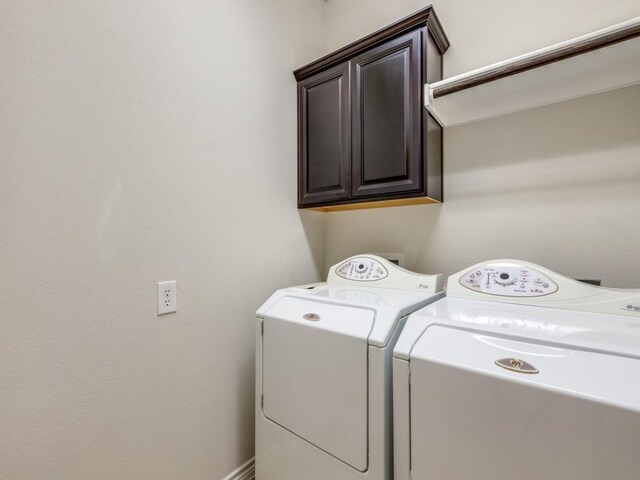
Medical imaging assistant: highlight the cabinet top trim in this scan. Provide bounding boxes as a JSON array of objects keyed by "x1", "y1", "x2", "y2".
[{"x1": 293, "y1": 5, "x2": 449, "y2": 81}]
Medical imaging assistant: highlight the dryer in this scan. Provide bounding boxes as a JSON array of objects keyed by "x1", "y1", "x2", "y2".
[
  {"x1": 256, "y1": 255, "x2": 443, "y2": 480},
  {"x1": 393, "y1": 259, "x2": 640, "y2": 480}
]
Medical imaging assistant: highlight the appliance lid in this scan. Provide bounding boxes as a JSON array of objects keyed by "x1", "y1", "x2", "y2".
[
  {"x1": 400, "y1": 297, "x2": 640, "y2": 359},
  {"x1": 410, "y1": 325, "x2": 640, "y2": 412},
  {"x1": 261, "y1": 288, "x2": 443, "y2": 347},
  {"x1": 407, "y1": 325, "x2": 640, "y2": 480},
  {"x1": 262, "y1": 295, "x2": 374, "y2": 340}
]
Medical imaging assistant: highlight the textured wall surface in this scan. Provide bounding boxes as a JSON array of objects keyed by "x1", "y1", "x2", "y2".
[
  {"x1": 0, "y1": 1, "x2": 325, "y2": 478},
  {"x1": 3, "y1": 1, "x2": 640, "y2": 479},
  {"x1": 324, "y1": 0, "x2": 640, "y2": 77},
  {"x1": 323, "y1": 0, "x2": 640, "y2": 287}
]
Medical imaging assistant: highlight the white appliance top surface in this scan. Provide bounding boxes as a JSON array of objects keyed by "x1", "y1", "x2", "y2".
[
  {"x1": 411, "y1": 324, "x2": 640, "y2": 413},
  {"x1": 259, "y1": 285, "x2": 443, "y2": 347},
  {"x1": 395, "y1": 297, "x2": 640, "y2": 360},
  {"x1": 257, "y1": 254, "x2": 446, "y2": 347},
  {"x1": 305, "y1": 284, "x2": 441, "y2": 308}
]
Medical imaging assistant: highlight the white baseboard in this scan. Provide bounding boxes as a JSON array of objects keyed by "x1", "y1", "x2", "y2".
[{"x1": 221, "y1": 457, "x2": 255, "y2": 480}]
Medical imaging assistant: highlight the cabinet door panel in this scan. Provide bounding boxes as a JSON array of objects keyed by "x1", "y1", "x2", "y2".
[
  {"x1": 361, "y1": 53, "x2": 406, "y2": 182},
  {"x1": 298, "y1": 63, "x2": 350, "y2": 206},
  {"x1": 351, "y1": 31, "x2": 421, "y2": 198}
]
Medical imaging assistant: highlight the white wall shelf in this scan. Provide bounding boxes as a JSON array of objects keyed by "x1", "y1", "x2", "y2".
[{"x1": 426, "y1": 17, "x2": 640, "y2": 127}]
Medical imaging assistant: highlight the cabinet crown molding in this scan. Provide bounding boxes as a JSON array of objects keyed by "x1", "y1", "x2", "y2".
[{"x1": 294, "y1": 5, "x2": 449, "y2": 81}]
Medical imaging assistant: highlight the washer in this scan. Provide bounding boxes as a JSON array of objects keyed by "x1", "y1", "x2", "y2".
[
  {"x1": 393, "y1": 259, "x2": 640, "y2": 480},
  {"x1": 256, "y1": 255, "x2": 444, "y2": 480}
]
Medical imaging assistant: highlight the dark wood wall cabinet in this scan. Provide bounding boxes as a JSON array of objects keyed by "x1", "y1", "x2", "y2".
[{"x1": 295, "y1": 7, "x2": 449, "y2": 211}]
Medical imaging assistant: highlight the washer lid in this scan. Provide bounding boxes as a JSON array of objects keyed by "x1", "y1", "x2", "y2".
[
  {"x1": 261, "y1": 296, "x2": 373, "y2": 471},
  {"x1": 394, "y1": 297, "x2": 640, "y2": 360},
  {"x1": 411, "y1": 325, "x2": 640, "y2": 413},
  {"x1": 408, "y1": 326, "x2": 640, "y2": 479}
]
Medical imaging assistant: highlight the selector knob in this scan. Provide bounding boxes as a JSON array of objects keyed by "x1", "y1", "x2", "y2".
[
  {"x1": 494, "y1": 272, "x2": 518, "y2": 286},
  {"x1": 356, "y1": 263, "x2": 367, "y2": 273}
]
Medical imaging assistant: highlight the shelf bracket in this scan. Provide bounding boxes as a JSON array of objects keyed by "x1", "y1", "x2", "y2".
[{"x1": 423, "y1": 83, "x2": 445, "y2": 127}]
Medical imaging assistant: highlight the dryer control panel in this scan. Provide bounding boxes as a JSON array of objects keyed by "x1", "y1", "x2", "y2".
[
  {"x1": 335, "y1": 257, "x2": 389, "y2": 281},
  {"x1": 327, "y1": 255, "x2": 443, "y2": 293},
  {"x1": 460, "y1": 263, "x2": 558, "y2": 297}
]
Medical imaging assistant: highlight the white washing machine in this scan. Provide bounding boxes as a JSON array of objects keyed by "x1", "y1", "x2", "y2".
[
  {"x1": 393, "y1": 259, "x2": 640, "y2": 480},
  {"x1": 255, "y1": 255, "x2": 444, "y2": 480}
]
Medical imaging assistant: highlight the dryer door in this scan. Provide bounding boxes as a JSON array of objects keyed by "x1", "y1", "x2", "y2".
[
  {"x1": 408, "y1": 326, "x2": 640, "y2": 480},
  {"x1": 262, "y1": 296, "x2": 374, "y2": 472}
]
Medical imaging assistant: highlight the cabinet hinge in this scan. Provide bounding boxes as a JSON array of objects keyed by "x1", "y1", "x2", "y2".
[
  {"x1": 261, "y1": 321, "x2": 264, "y2": 336},
  {"x1": 261, "y1": 394, "x2": 264, "y2": 409}
]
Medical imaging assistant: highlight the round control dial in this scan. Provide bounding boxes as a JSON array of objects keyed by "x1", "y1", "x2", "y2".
[{"x1": 494, "y1": 272, "x2": 517, "y2": 286}]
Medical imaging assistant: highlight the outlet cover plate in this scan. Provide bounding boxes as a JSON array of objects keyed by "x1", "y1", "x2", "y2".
[
  {"x1": 157, "y1": 281, "x2": 177, "y2": 315},
  {"x1": 374, "y1": 253, "x2": 405, "y2": 268}
]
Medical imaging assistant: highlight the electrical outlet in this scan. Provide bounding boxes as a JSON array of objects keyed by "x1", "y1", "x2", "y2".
[
  {"x1": 374, "y1": 253, "x2": 406, "y2": 268},
  {"x1": 157, "y1": 281, "x2": 177, "y2": 315}
]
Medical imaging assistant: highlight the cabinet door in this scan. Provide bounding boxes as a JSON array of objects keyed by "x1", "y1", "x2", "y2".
[
  {"x1": 351, "y1": 31, "x2": 421, "y2": 198},
  {"x1": 298, "y1": 63, "x2": 351, "y2": 206}
]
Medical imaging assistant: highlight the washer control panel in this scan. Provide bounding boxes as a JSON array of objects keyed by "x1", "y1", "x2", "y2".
[
  {"x1": 459, "y1": 263, "x2": 558, "y2": 297},
  {"x1": 335, "y1": 256, "x2": 389, "y2": 282}
]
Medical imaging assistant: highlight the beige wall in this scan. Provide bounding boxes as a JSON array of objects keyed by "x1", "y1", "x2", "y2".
[
  {"x1": 3, "y1": 1, "x2": 640, "y2": 479},
  {"x1": 324, "y1": 0, "x2": 640, "y2": 77},
  {"x1": 323, "y1": 0, "x2": 640, "y2": 287},
  {"x1": 0, "y1": 1, "x2": 326, "y2": 479}
]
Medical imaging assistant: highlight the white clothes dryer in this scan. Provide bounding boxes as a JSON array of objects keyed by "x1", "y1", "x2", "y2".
[
  {"x1": 256, "y1": 255, "x2": 443, "y2": 480},
  {"x1": 393, "y1": 259, "x2": 640, "y2": 480}
]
